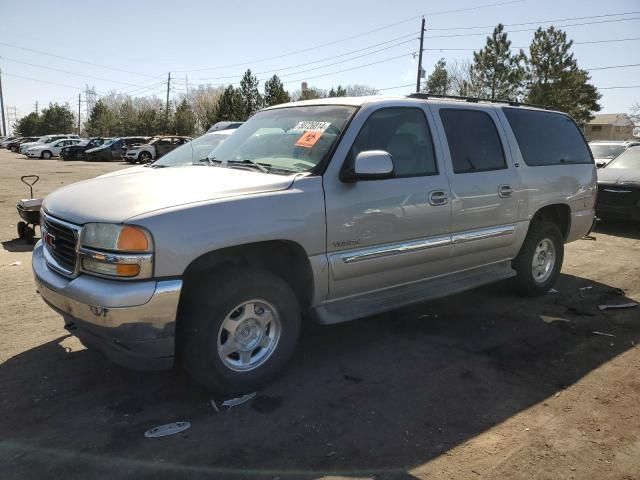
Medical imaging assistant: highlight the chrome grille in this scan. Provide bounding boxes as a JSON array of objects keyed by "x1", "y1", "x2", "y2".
[{"x1": 42, "y1": 213, "x2": 80, "y2": 275}]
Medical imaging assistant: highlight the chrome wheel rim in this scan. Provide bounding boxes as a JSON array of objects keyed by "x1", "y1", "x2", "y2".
[
  {"x1": 532, "y1": 238, "x2": 556, "y2": 283},
  {"x1": 217, "y1": 299, "x2": 281, "y2": 372}
]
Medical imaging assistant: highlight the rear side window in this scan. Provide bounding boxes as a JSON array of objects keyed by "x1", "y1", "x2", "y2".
[
  {"x1": 503, "y1": 108, "x2": 592, "y2": 166},
  {"x1": 439, "y1": 109, "x2": 506, "y2": 173}
]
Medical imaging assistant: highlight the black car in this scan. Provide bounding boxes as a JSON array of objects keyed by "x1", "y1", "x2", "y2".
[
  {"x1": 5, "y1": 137, "x2": 39, "y2": 152},
  {"x1": 596, "y1": 146, "x2": 640, "y2": 222},
  {"x1": 85, "y1": 136, "x2": 150, "y2": 162},
  {"x1": 61, "y1": 137, "x2": 110, "y2": 160}
]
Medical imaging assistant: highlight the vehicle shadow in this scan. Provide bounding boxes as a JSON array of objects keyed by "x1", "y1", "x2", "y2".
[
  {"x1": 593, "y1": 219, "x2": 640, "y2": 240},
  {"x1": 1, "y1": 273, "x2": 638, "y2": 479},
  {"x1": 1, "y1": 238, "x2": 37, "y2": 253}
]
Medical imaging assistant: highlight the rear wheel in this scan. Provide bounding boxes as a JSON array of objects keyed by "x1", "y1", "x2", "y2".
[
  {"x1": 41, "y1": 151, "x2": 52, "y2": 160},
  {"x1": 180, "y1": 267, "x2": 301, "y2": 394},
  {"x1": 17, "y1": 221, "x2": 26, "y2": 239},
  {"x1": 24, "y1": 226, "x2": 35, "y2": 244},
  {"x1": 513, "y1": 220, "x2": 564, "y2": 296},
  {"x1": 138, "y1": 151, "x2": 152, "y2": 164}
]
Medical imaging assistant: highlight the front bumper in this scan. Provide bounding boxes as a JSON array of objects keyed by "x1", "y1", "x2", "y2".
[
  {"x1": 32, "y1": 241, "x2": 182, "y2": 370},
  {"x1": 26, "y1": 151, "x2": 40, "y2": 158},
  {"x1": 596, "y1": 204, "x2": 640, "y2": 222}
]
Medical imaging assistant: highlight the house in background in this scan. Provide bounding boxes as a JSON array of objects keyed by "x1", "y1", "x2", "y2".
[{"x1": 584, "y1": 113, "x2": 636, "y2": 141}]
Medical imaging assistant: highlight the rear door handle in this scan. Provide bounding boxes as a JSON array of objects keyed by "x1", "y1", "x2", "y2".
[
  {"x1": 499, "y1": 185, "x2": 513, "y2": 198},
  {"x1": 429, "y1": 190, "x2": 449, "y2": 206}
]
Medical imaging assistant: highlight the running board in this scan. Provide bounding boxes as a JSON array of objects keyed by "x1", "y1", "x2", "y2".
[{"x1": 313, "y1": 261, "x2": 516, "y2": 325}]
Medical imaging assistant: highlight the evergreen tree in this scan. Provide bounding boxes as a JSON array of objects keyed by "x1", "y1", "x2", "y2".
[
  {"x1": 328, "y1": 85, "x2": 347, "y2": 97},
  {"x1": 174, "y1": 99, "x2": 196, "y2": 135},
  {"x1": 424, "y1": 58, "x2": 449, "y2": 95},
  {"x1": 14, "y1": 112, "x2": 42, "y2": 136},
  {"x1": 471, "y1": 24, "x2": 525, "y2": 100},
  {"x1": 526, "y1": 26, "x2": 601, "y2": 124},
  {"x1": 263, "y1": 75, "x2": 291, "y2": 107},
  {"x1": 40, "y1": 103, "x2": 75, "y2": 134},
  {"x1": 239, "y1": 69, "x2": 262, "y2": 119},
  {"x1": 85, "y1": 100, "x2": 116, "y2": 136},
  {"x1": 215, "y1": 85, "x2": 244, "y2": 122}
]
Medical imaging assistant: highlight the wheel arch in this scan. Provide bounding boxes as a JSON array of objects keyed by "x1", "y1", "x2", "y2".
[
  {"x1": 179, "y1": 240, "x2": 315, "y2": 314},
  {"x1": 530, "y1": 203, "x2": 571, "y2": 241}
]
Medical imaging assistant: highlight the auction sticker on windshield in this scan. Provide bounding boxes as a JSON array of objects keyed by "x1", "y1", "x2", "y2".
[{"x1": 292, "y1": 121, "x2": 331, "y2": 132}]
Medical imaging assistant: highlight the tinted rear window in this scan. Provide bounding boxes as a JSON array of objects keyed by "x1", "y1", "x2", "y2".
[
  {"x1": 503, "y1": 108, "x2": 592, "y2": 166},
  {"x1": 439, "y1": 109, "x2": 506, "y2": 174}
]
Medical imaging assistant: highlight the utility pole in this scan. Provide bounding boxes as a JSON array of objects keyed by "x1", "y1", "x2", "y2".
[
  {"x1": 0, "y1": 68, "x2": 6, "y2": 137},
  {"x1": 416, "y1": 17, "x2": 426, "y2": 93},
  {"x1": 35, "y1": 100, "x2": 38, "y2": 115},
  {"x1": 77, "y1": 93, "x2": 81, "y2": 135},
  {"x1": 185, "y1": 75, "x2": 189, "y2": 97},
  {"x1": 165, "y1": 72, "x2": 171, "y2": 132}
]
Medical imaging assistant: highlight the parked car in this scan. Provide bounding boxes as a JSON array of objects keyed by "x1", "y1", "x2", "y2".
[
  {"x1": 124, "y1": 136, "x2": 192, "y2": 163},
  {"x1": 589, "y1": 140, "x2": 640, "y2": 168},
  {"x1": 26, "y1": 138, "x2": 84, "y2": 159},
  {"x1": 85, "y1": 137, "x2": 150, "y2": 162},
  {"x1": 595, "y1": 145, "x2": 640, "y2": 221},
  {"x1": 20, "y1": 134, "x2": 79, "y2": 154},
  {"x1": 60, "y1": 137, "x2": 111, "y2": 160},
  {"x1": 6, "y1": 137, "x2": 40, "y2": 152},
  {"x1": 33, "y1": 95, "x2": 596, "y2": 394},
  {"x1": 207, "y1": 121, "x2": 244, "y2": 133},
  {"x1": 0, "y1": 136, "x2": 17, "y2": 148}
]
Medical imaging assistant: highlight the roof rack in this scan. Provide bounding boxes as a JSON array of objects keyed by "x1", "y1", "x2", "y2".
[{"x1": 407, "y1": 93, "x2": 552, "y2": 111}]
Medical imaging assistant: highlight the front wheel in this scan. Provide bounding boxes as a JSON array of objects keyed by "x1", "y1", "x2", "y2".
[
  {"x1": 179, "y1": 268, "x2": 301, "y2": 394},
  {"x1": 138, "y1": 152, "x2": 152, "y2": 164},
  {"x1": 41, "y1": 151, "x2": 52, "y2": 160},
  {"x1": 513, "y1": 220, "x2": 564, "y2": 296}
]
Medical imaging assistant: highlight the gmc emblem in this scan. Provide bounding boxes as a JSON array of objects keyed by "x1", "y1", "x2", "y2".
[{"x1": 44, "y1": 231, "x2": 56, "y2": 250}]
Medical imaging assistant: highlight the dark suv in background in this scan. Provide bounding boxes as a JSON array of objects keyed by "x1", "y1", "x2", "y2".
[
  {"x1": 85, "y1": 136, "x2": 150, "y2": 162},
  {"x1": 61, "y1": 138, "x2": 111, "y2": 160}
]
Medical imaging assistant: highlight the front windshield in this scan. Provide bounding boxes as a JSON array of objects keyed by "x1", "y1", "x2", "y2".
[
  {"x1": 590, "y1": 144, "x2": 625, "y2": 159},
  {"x1": 154, "y1": 132, "x2": 232, "y2": 167},
  {"x1": 607, "y1": 147, "x2": 640, "y2": 169},
  {"x1": 208, "y1": 106, "x2": 355, "y2": 173}
]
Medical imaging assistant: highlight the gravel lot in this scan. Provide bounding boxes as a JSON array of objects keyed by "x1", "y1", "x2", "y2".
[{"x1": 0, "y1": 148, "x2": 639, "y2": 480}]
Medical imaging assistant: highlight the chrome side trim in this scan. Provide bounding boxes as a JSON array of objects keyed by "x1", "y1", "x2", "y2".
[
  {"x1": 341, "y1": 235, "x2": 451, "y2": 264},
  {"x1": 451, "y1": 225, "x2": 515, "y2": 245}
]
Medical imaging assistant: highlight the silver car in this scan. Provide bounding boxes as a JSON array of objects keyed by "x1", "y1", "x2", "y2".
[{"x1": 32, "y1": 95, "x2": 596, "y2": 393}]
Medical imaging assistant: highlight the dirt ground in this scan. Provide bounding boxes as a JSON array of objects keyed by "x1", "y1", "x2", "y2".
[{"x1": 0, "y1": 148, "x2": 639, "y2": 480}]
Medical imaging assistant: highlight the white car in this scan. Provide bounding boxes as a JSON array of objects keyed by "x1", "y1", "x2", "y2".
[
  {"x1": 20, "y1": 134, "x2": 79, "y2": 154},
  {"x1": 124, "y1": 136, "x2": 192, "y2": 163},
  {"x1": 589, "y1": 140, "x2": 640, "y2": 168},
  {"x1": 26, "y1": 138, "x2": 84, "y2": 159}
]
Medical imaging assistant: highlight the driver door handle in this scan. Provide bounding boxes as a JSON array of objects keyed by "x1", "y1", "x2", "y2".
[
  {"x1": 499, "y1": 185, "x2": 513, "y2": 198},
  {"x1": 429, "y1": 190, "x2": 449, "y2": 206}
]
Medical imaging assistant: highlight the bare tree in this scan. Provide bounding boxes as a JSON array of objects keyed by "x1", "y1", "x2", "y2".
[
  {"x1": 345, "y1": 84, "x2": 379, "y2": 96},
  {"x1": 177, "y1": 85, "x2": 224, "y2": 134},
  {"x1": 447, "y1": 59, "x2": 484, "y2": 97},
  {"x1": 630, "y1": 102, "x2": 640, "y2": 137}
]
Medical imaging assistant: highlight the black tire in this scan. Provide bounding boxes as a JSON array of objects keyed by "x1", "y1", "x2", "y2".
[
  {"x1": 10, "y1": 146, "x2": 17, "y2": 152},
  {"x1": 41, "y1": 150, "x2": 52, "y2": 160},
  {"x1": 17, "y1": 221, "x2": 26, "y2": 239},
  {"x1": 179, "y1": 267, "x2": 301, "y2": 394},
  {"x1": 24, "y1": 227, "x2": 35, "y2": 245},
  {"x1": 513, "y1": 220, "x2": 564, "y2": 296},
  {"x1": 138, "y1": 151, "x2": 152, "y2": 164}
]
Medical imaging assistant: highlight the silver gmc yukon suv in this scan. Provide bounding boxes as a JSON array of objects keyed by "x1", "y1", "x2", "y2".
[{"x1": 33, "y1": 95, "x2": 596, "y2": 393}]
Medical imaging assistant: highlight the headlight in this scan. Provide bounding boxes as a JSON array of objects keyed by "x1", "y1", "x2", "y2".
[{"x1": 80, "y1": 223, "x2": 154, "y2": 279}]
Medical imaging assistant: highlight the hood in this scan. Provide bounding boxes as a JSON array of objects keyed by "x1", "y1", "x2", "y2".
[
  {"x1": 43, "y1": 166, "x2": 296, "y2": 224},
  {"x1": 597, "y1": 167, "x2": 640, "y2": 185},
  {"x1": 86, "y1": 145, "x2": 108, "y2": 153}
]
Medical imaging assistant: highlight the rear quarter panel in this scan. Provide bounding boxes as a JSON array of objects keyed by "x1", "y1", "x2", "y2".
[{"x1": 495, "y1": 108, "x2": 597, "y2": 242}]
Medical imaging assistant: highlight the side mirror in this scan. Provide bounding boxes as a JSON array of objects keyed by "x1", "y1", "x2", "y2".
[
  {"x1": 596, "y1": 161, "x2": 606, "y2": 168},
  {"x1": 342, "y1": 150, "x2": 394, "y2": 182}
]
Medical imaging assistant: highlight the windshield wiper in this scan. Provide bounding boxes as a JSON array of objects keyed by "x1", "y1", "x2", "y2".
[
  {"x1": 227, "y1": 159, "x2": 269, "y2": 173},
  {"x1": 197, "y1": 157, "x2": 221, "y2": 166}
]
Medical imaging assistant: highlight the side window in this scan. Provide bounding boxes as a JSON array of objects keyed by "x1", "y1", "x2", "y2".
[
  {"x1": 440, "y1": 109, "x2": 506, "y2": 174},
  {"x1": 503, "y1": 108, "x2": 593, "y2": 166},
  {"x1": 350, "y1": 107, "x2": 437, "y2": 177}
]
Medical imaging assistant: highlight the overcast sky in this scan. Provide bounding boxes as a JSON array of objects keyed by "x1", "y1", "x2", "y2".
[{"x1": 1, "y1": 0, "x2": 639, "y2": 128}]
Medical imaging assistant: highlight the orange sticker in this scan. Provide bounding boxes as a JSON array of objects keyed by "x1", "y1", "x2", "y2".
[{"x1": 295, "y1": 130, "x2": 323, "y2": 148}]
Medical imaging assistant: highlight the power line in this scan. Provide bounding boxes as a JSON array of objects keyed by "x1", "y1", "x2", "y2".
[
  {"x1": 588, "y1": 63, "x2": 640, "y2": 71},
  {"x1": 0, "y1": 56, "x2": 152, "y2": 87},
  {"x1": 172, "y1": 0, "x2": 527, "y2": 73},
  {"x1": 422, "y1": 36, "x2": 640, "y2": 52},
  {"x1": 0, "y1": 41, "x2": 157, "y2": 78},
  {"x1": 427, "y1": 10, "x2": 640, "y2": 31}
]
